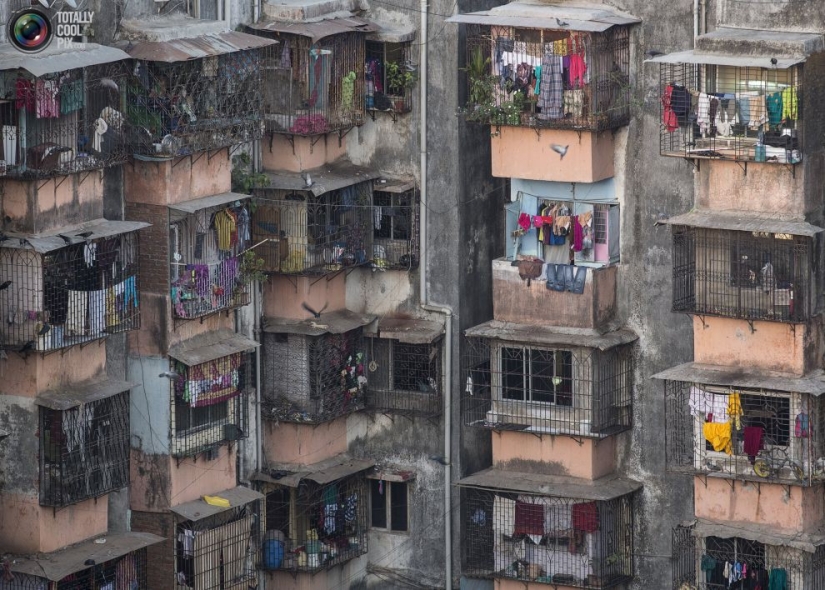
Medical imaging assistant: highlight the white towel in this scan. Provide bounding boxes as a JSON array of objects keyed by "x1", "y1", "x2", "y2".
[
  {"x1": 66, "y1": 290, "x2": 88, "y2": 335},
  {"x1": 493, "y1": 495, "x2": 516, "y2": 536},
  {"x1": 88, "y1": 289, "x2": 106, "y2": 336}
]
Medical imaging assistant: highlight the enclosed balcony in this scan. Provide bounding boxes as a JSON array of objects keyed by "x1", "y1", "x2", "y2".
[
  {"x1": 463, "y1": 323, "x2": 636, "y2": 437},
  {"x1": 0, "y1": 44, "x2": 130, "y2": 178}
]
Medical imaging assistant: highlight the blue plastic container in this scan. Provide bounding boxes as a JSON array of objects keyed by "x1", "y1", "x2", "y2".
[{"x1": 263, "y1": 540, "x2": 284, "y2": 569}]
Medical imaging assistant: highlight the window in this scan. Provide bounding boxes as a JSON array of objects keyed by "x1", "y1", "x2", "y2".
[
  {"x1": 370, "y1": 480, "x2": 409, "y2": 532},
  {"x1": 366, "y1": 41, "x2": 414, "y2": 112},
  {"x1": 366, "y1": 337, "x2": 442, "y2": 414},
  {"x1": 372, "y1": 187, "x2": 418, "y2": 269},
  {"x1": 500, "y1": 347, "x2": 573, "y2": 405},
  {"x1": 55, "y1": 549, "x2": 148, "y2": 590},
  {"x1": 704, "y1": 537, "x2": 765, "y2": 587}
]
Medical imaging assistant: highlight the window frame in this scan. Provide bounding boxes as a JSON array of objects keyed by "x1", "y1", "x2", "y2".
[
  {"x1": 497, "y1": 345, "x2": 574, "y2": 406},
  {"x1": 370, "y1": 479, "x2": 410, "y2": 533}
]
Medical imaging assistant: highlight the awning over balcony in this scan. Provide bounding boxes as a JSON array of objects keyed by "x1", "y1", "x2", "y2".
[
  {"x1": 377, "y1": 318, "x2": 444, "y2": 344},
  {"x1": 253, "y1": 456, "x2": 375, "y2": 488},
  {"x1": 169, "y1": 191, "x2": 252, "y2": 215},
  {"x1": 247, "y1": 15, "x2": 378, "y2": 43},
  {"x1": 7, "y1": 532, "x2": 164, "y2": 581},
  {"x1": 122, "y1": 31, "x2": 276, "y2": 63},
  {"x1": 1, "y1": 219, "x2": 151, "y2": 253},
  {"x1": 465, "y1": 320, "x2": 637, "y2": 351},
  {"x1": 687, "y1": 518, "x2": 825, "y2": 553},
  {"x1": 0, "y1": 43, "x2": 131, "y2": 77},
  {"x1": 262, "y1": 309, "x2": 377, "y2": 336},
  {"x1": 36, "y1": 378, "x2": 136, "y2": 411},
  {"x1": 662, "y1": 210, "x2": 823, "y2": 237},
  {"x1": 168, "y1": 329, "x2": 260, "y2": 366},
  {"x1": 171, "y1": 485, "x2": 264, "y2": 522},
  {"x1": 446, "y1": 2, "x2": 640, "y2": 32},
  {"x1": 260, "y1": 160, "x2": 380, "y2": 197},
  {"x1": 456, "y1": 468, "x2": 642, "y2": 501},
  {"x1": 366, "y1": 20, "x2": 417, "y2": 43},
  {"x1": 652, "y1": 362, "x2": 825, "y2": 396}
]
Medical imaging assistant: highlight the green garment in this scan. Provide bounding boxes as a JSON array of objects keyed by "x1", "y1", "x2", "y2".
[
  {"x1": 769, "y1": 568, "x2": 787, "y2": 590},
  {"x1": 342, "y1": 71, "x2": 356, "y2": 109}
]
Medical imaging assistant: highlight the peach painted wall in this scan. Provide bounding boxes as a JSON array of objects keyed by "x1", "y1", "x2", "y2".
[
  {"x1": 492, "y1": 259, "x2": 616, "y2": 329},
  {"x1": 492, "y1": 430, "x2": 616, "y2": 480},
  {"x1": 124, "y1": 149, "x2": 232, "y2": 206},
  {"x1": 692, "y1": 316, "x2": 809, "y2": 375},
  {"x1": 696, "y1": 160, "x2": 804, "y2": 215},
  {"x1": 2, "y1": 172, "x2": 104, "y2": 233},
  {"x1": 261, "y1": 133, "x2": 347, "y2": 172},
  {"x1": 0, "y1": 493, "x2": 108, "y2": 554},
  {"x1": 263, "y1": 417, "x2": 348, "y2": 466},
  {"x1": 263, "y1": 273, "x2": 346, "y2": 320},
  {"x1": 693, "y1": 477, "x2": 824, "y2": 534},
  {"x1": 0, "y1": 342, "x2": 106, "y2": 397},
  {"x1": 496, "y1": 578, "x2": 605, "y2": 590},
  {"x1": 491, "y1": 127, "x2": 614, "y2": 183}
]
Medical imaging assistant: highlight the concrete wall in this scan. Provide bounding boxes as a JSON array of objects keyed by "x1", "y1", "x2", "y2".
[{"x1": 492, "y1": 431, "x2": 617, "y2": 481}]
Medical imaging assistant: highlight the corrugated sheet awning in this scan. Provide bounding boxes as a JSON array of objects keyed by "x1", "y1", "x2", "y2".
[
  {"x1": 688, "y1": 519, "x2": 825, "y2": 553},
  {"x1": 246, "y1": 16, "x2": 378, "y2": 43},
  {"x1": 171, "y1": 485, "x2": 264, "y2": 522},
  {"x1": 259, "y1": 161, "x2": 380, "y2": 197},
  {"x1": 662, "y1": 210, "x2": 823, "y2": 237},
  {"x1": 446, "y1": 2, "x2": 640, "y2": 32},
  {"x1": 124, "y1": 31, "x2": 276, "y2": 62},
  {"x1": 8, "y1": 532, "x2": 165, "y2": 581},
  {"x1": 3, "y1": 219, "x2": 151, "y2": 253},
  {"x1": 262, "y1": 309, "x2": 376, "y2": 336},
  {"x1": 651, "y1": 362, "x2": 825, "y2": 396},
  {"x1": 456, "y1": 468, "x2": 643, "y2": 501},
  {"x1": 646, "y1": 49, "x2": 805, "y2": 69},
  {"x1": 378, "y1": 318, "x2": 444, "y2": 344},
  {"x1": 464, "y1": 321, "x2": 637, "y2": 351},
  {"x1": 168, "y1": 330, "x2": 260, "y2": 366},
  {"x1": 36, "y1": 378, "x2": 136, "y2": 411},
  {"x1": 253, "y1": 456, "x2": 375, "y2": 488},
  {"x1": 169, "y1": 192, "x2": 251, "y2": 215},
  {"x1": 0, "y1": 44, "x2": 131, "y2": 77}
]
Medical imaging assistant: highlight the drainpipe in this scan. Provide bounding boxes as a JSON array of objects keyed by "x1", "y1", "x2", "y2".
[
  {"x1": 225, "y1": 0, "x2": 232, "y2": 28},
  {"x1": 419, "y1": 0, "x2": 453, "y2": 588},
  {"x1": 693, "y1": 0, "x2": 699, "y2": 45}
]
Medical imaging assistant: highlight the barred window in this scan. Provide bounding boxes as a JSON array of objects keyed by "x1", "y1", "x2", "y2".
[
  {"x1": 500, "y1": 347, "x2": 573, "y2": 406},
  {"x1": 55, "y1": 549, "x2": 147, "y2": 590},
  {"x1": 372, "y1": 187, "x2": 419, "y2": 270},
  {"x1": 365, "y1": 40, "x2": 414, "y2": 114},
  {"x1": 366, "y1": 337, "x2": 441, "y2": 415}
]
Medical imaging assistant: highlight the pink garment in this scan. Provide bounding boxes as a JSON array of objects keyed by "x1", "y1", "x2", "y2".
[
  {"x1": 518, "y1": 212, "x2": 532, "y2": 231},
  {"x1": 36, "y1": 79, "x2": 59, "y2": 118},
  {"x1": 568, "y1": 54, "x2": 587, "y2": 89},
  {"x1": 572, "y1": 214, "x2": 583, "y2": 251}
]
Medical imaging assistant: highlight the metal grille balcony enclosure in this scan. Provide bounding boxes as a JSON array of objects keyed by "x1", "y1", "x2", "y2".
[
  {"x1": 169, "y1": 200, "x2": 253, "y2": 320},
  {"x1": 462, "y1": 488, "x2": 634, "y2": 588},
  {"x1": 39, "y1": 388, "x2": 130, "y2": 508},
  {"x1": 0, "y1": 49, "x2": 129, "y2": 179},
  {"x1": 372, "y1": 183, "x2": 419, "y2": 271},
  {"x1": 463, "y1": 337, "x2": 633, "y2": 436},
  {"x1": 122, "y1": 34, "x2": 272, "y2": 157},
  {"x1": 672, "y1": 226, "x2": 812, "y2": 322},
  {"x1": 261, "y1": 323, "x2": 368, "y2": 423},
  {"x1": 671, "y1": 524, "x2": 825, "y2": 590},
  {"x1": 663, "y1": 379, "x2": 824, "y2": 486},
  {"x1": 657, "y1": 63, "x2": 802, "y2": 163},
  {"x1": 462, "y1": 25, "x2": 631, "y2": 131},
  {"x1": 54, "y1": 548, "x2": 148, "y2": 590},
  {"x1": 263, "y1": 475, "x2": 368, "y2": 572},
  {"x1": 366, "y1": 337, "x2": 442, "y2": 415},
  {"x1": 174, "y1": 498, "x2": 263, "y2": 590},
  {"x1": 0, "y1": 224, "x2": 144, "y2": 353},
  {"x1": 251, "y1": 183, "x2": 373, "y2": 275}
]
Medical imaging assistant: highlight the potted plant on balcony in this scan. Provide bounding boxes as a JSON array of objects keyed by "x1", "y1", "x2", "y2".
[{"x1": 386, "y1": 61, "x2": 416, "y2": 112}]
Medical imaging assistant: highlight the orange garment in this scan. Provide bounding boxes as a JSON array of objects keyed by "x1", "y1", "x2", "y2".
[{"x1": 703, "y1": 422, "x2": 732, "y2": 455}]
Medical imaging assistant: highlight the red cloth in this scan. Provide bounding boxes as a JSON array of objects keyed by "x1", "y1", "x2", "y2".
[
  {"x1": 743, "y1": 426, "x2": 764, "y2": 461},
  {"x1": 514, "y1": 501, "x2": 544, "y2": 535},
  {"x1": 571, "y1": 502, "x2": 599, "y2": 532},
  {"x1": 572, "y1": 215, "x2": 583, "y2": 252},
  {"x1": 662, "y1": 85, "x2": 679, "y2": 133}
]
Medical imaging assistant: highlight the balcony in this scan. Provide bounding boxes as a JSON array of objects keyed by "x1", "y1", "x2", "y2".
[
  {"x1": 0, "y1": 44, "x2": 130, "y2": 179},
  {"x1": 0, "y1": 220, "x2": 146, "y2": 353},
  {"x1": 459, "y1": 469, "x2": 640, "y2": 589},
  {"x1": 463, "y1": 324, "x2": 636, "y2": 437}
]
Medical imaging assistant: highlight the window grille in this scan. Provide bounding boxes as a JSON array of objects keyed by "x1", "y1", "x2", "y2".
[
  {"x1": 462, "y1": 488, "x2": 634, "y2": 588},
  {"x1": 663, "y1": 379, "x2": 822, "y2": 486},
  {"x1": 365, "y1": 41, "x2": 414, "y2": 115},
  {"x1": 169, "y1": 201, "x2": 253, "y2": 320},
  {"x1": 263, "y1": 476, "x2": 367, "y2": 571},
  {"x1": 261, "y1": 329, "x2": 367, "y2": 423},
  {"x1": 169, "y1": 352, "x2": 252, "y2": 458},
  {"x1": 370, "y1": 479, "x2": 409, "y2": 532},
  {"x1": 175, "y1": 498, "x2": 262, "y2": 589},
  {"x1": 671, "y1": 226, "x2": 811, "y2": 322},
  {"x1": 0, "y1": 61, "x2": 128, "y2": 179},
  {"x1": 40, "y1": 390, "x2": 130, "y2": 507},
  {"x1": 462, "y1": 337, "x2": 633, "y2": 436},
  {"x1": 372, "y1": 188, "x2": 419, "y2": 270},
  {"x1": 0, "y1": 232, "x2": 141, "y2": 352},
  {"x1": 671, "y1": 525, "x2": 825, "y2": 590},
  {"x1": 463, "y1": 25, "x2": 631, "y2": 131},
  {"x1": 658, "y1": 63, "x2": 802, "y2": 163},
  {"x1": 53, "y1": 548, "x2": 148, "y2": 590},
  {"x1": 366, "y1": 337, "x2": 441, "y2": 415},
  {"x1": 124, "y1": 48, "x2": 267, "y2": 157},
  {"x1": 251, "y1": 184, "x2": 373, "y2": 275},
  {"x1": 253, "y1": 31, "x2": 366, "y2": 136}
]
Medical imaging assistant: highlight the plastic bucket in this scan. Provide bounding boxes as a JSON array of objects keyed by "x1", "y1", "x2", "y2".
[{"x1": 263, "y1": 540, "x2": 284, "y2": 570}]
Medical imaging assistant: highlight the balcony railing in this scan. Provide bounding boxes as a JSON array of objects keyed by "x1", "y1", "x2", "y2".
[
  {"x1": 463, "y1": 337, "x2": 633, "y2": 436},
  {"x1": 664, "y1": 379, "x2": 823, "y2": 486},
  {"x1": 366, "y1": 337, "x2": 442, "y2": 415},
  {"x1": 658, "y1": 63, "x2": 802, "y2": 163},
  {"x1": 462, "y1": 25, "x2": 631, "y2": 131},
  {"x1": 171, "y1": 258, "x2": 251, "y2": 320}
]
